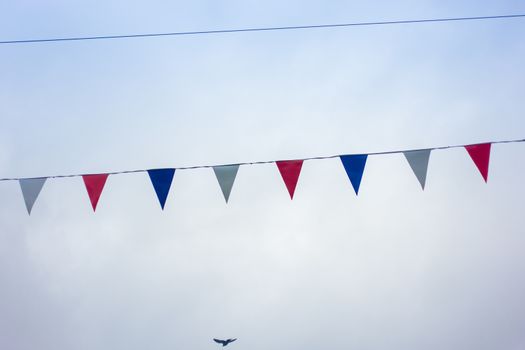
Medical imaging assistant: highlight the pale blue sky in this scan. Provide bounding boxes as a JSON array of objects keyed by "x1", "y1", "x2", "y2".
[{"x1": 1, "y1": 1, "x2": 525, "y2": 350}]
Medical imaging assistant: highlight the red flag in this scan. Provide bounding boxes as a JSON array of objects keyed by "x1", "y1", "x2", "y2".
[
  {"x1": 83, "y1": 174, "x2": 109, "y2": 211},
  {"x1": 465, "y1": 143, "x2": 491, "y2": 182},
  {"x1": 276, "y1": 160, "x2": 303, "y2": 199}
]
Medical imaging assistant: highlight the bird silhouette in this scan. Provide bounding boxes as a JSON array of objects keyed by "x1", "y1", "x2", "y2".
[{"x1": 213, "y1": 338, "x2": 237, "y2": 346}]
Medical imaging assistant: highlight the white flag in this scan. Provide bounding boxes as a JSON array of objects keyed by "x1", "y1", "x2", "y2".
[
  {"x1": 404, "y1": 150, "x2": 431, "y2": 189},
  {"x1": 19, "y1": 177, "x2": 47, "y2": 214},
  {"x1": 213, "y1": 165, "x2": 240, "y2": 203}
]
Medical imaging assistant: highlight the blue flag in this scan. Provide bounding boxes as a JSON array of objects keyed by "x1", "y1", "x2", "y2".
[
  {"x1": 148, "y1": 168, "x2": 175, "y2": 210},
  {"x1": 340, "y1": 154, "x2": 368, "y2": 195}
]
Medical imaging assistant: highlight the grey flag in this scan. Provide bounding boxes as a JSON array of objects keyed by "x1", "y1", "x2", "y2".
[
  {"x1": 213, "y1": 165, "x2": 240, "y2": 203},
  {"x1": 404, "y1": 149, "x2": 431, "y2": 190},
  {"x1": 19, "y1": 177, "x2": 47, "y2": 214}
]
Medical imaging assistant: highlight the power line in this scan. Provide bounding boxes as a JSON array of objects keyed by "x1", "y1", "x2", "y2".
[
  {"x1": 1, "y1": 138, "x2": 523, "y2": 182},
  {"x1": 1, "y1": 14, "x2": 525, "y2": 45}
]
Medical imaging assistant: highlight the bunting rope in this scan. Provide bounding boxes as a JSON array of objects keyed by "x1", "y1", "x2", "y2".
[
  {"x1": 1, "y1": 138, "x2": 523, "y2": 181},
  {"x1": 3, "y1": 138, "x2": 525, "y2": 214},
  {"x1": 1, "y1": 14, "x2": 525, "y2": 45}
]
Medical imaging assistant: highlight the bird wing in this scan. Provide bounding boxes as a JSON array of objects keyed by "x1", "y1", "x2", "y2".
[
  {"x1": 213, "y1": 339, "x2": 224, "y2": 344},
  {"x1": 227, "y1": 338, "x2": 237, "y2": 343}
]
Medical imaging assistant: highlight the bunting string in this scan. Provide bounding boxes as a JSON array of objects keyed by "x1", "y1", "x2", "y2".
[
  {"x1": 1, "y1": 14, "x2": 524, "y2": 45},
  {"x1": 0, "y1": 138, "x2": 522, "y2": 182},
  {"x1": 1, "y1": 138, "x2": 524, "y2": 214}
]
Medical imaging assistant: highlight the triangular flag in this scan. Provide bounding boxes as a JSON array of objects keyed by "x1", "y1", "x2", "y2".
[
  {"x1": 465, "y1": 143, "x2": 491, "y2": 182},
  {"x1": 404, "y1": 149, "x2": 431, "y2": 189},
  {"x1": 213, "y1": 165, "x2": 239, "y2": 203},
  {"x1": 340, "y1": 154, "x2": 368, "y2": 195},
  {"x1": 148, "y1": 168, "x2": 175, "y2": 209},
  {"x1": 82, "y1": 174, "x2": 109, "y2": 211},
  {"x1": 19, "y1": 177, "x2": 47, "y2": 214},
  {"x1": 276, "y1": 160, "x2": 303, "y2": 199}
]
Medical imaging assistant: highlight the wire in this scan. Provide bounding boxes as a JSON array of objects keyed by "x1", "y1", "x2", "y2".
[
  {"x1": 1, "y1": 14, "x2": 525, "y2": 45},
  {"x1": 1, "y1": 138, "x2": 524, "y2": 182}
]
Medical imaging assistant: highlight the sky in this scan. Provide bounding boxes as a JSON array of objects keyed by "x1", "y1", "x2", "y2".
[{"x1": 1, "y1": 1, "x2": 525, "y2": 349}]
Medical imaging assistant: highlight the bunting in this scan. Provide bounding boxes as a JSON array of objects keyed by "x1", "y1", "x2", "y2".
[
  {"x1": 404, "y1": 149, "x2": 431, "y2": 189},
  {"x1": 19, "y1": 177, "x2": 47, "y2": 214},
  {"x1": 148, "y1": 168, "x2": 175, "y2": 209},
  {"x1": 1, "y1": 139, "x2": 518, "y2": 214},
  {"x1": 465, "y1": 143, "x2": 491, "y2": 182},
  {"x1": 276, "y1": 160, "x2": 303, "y2": 199},
  {"x1": 213, "y1": 165, "x2": 239, "y2": 203},
  {"x1": 340, "y1": 154, "x2": 368, "y2": 195},
  {"x1": 83, "y1": 174, "x2": 109, "y2": 211}
]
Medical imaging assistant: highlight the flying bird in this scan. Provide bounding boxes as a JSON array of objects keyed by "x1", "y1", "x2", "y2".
[{"x1": 213, "y1": 338, "x2": 237, "y2": 347}]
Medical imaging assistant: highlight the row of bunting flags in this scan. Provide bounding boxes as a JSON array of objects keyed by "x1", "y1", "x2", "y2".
[{"x1": 2, "y1": 142, "x2": 501, "y2": 214}]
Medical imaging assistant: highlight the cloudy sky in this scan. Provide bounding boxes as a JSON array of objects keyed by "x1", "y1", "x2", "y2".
[{"x1": 1, "y1": 1, "x2": 525, "y2": 349}]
